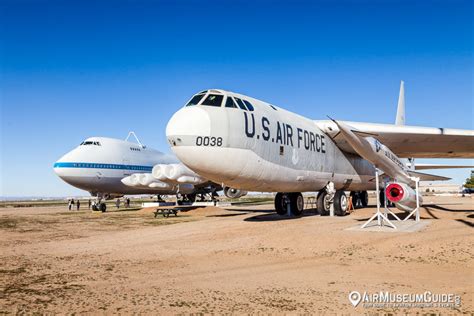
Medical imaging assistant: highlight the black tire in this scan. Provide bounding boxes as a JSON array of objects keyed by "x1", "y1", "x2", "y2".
[
  {"x1": 186, "y1": 194, "x2": 196, "y2": 203},
  {"x1": 289, "y1": 193, "x2": 304, "y2": 216},
  {"x1": 274, "y1": 193, "x2": 287, "y2": 215},
  {"x1": 350, "y1": 191, "x2": 358, "y2": 208},
  {"x1": 334, "y1": 190, "x2": 348, "y2": 216},
  {"x1": 99, "y1": 203, "x2": 106, "y2": 212},
  {"x1": 317, "y1": 190, "x2": 330, "y2": 216},
  {"x1": 92, "y1": 204, "x2": 98, "y2": 212},
  {"x1": 360, "y1": 191, "x2": 368, "y2": 207}
]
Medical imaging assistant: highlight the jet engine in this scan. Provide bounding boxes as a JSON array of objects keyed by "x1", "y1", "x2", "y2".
[
  {"x1": 223, "y1": 187, "x2": 248, "y2": 199},
  {"x1": 152, "y1": 164, "x2": 172, "y2": 181},
  {"x1": 385, "y1": 182, "x2": 423, "y2": 212},
  {"x1": 121, "y1": 173, "x2": 172, "y2": 189},
  {"x1": 138, "y1": 173, "x2": 157, "y2": 186},
  {"x1": 152, "y1": 163, "x2": 206, "y2": 185}
]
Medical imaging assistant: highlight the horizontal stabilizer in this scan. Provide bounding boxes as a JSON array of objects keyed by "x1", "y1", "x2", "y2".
[
  {"x1": 406, "y1": 170, "x2": 450, "y2": 181},
  {"x1": 409, "y1": 164, "x2": 474, "y2": 170}
]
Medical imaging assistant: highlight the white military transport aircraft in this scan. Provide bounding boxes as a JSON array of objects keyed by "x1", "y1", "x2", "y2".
[{"x1": 165, "y1": 84, "x2": 473, "y2": 216}]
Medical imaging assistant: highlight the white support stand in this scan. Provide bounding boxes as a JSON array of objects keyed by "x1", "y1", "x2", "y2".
[
  {"x1": 361, "y1": 169, "x2": 397, "y2": 229},
  {"x1": 403, "y1": 177, "x2": 421, "y2": 222}
]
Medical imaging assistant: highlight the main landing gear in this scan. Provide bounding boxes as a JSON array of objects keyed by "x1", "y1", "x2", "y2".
[
  {"x1": 274, "y1": 192, "x2": 304, "y2": 216},
  {"x1": 273, "y1": 183, "x2": 352, "y2": 217},
  {"x1": 349, "y1": 191, "x2": 368, "y2": 209},
  {"x1": 92, "y1": 201, "x2": 107, "y2": 212},
  {"x1": 316, "y1": 189, "x2": 349, "y2": 216},
  {"x1": 315, "y1": 182, "x2": 349, "y2": 216},
  {"x1": 176, "y1": 193, "x2": 196, "y2": 205}
]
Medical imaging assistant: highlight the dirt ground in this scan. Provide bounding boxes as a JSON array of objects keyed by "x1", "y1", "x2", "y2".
[{"x1": 0, "y1": 195, "x2": 473, "y2": 314}]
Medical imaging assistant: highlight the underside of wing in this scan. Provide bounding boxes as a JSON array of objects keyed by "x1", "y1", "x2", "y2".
[
  {"x1": 410, "y1": 163, "x2": 474, "y2": 170},
  {"x1": 315, "y1": 120, "x2": 474, "y2": 158},
  {"x1": 406, "y1": 170, "x2": 451, "y2": 181}
]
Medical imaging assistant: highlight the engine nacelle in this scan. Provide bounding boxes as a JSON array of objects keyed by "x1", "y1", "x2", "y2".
[
  {"x1": 152, "y1": 163, "x2": 206, "y2": 185},
  {"x1": 223, "y1": 187, "x2": 248, "y2": 199},
  {"x1": 138, "y1": 173, "x2": 157, "y2": 186},
  {"x1": 152, "y1": 165, "x2": 172, "y2": 181},
  {"x1": 385, "y1": 182, "x2": 423, "y2": 212},
  {"x1": 121, "y1": 173, "x2": 145, "y2": 186},
  {"x1": 148, "y1": 181, "x2": 173, "y2": 189}
]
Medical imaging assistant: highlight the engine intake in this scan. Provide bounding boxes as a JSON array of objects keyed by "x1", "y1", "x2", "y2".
[
  {"x1": 385, "y1": 182, "x2": 422, "y2": 211},
  {"x1": 223, "y1": 187, "x2": 248, "y2": 199}
]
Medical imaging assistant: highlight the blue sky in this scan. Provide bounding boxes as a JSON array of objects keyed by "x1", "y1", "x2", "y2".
[{"x1": 1, "y1": 0, "x2": 472, "y2": 197}]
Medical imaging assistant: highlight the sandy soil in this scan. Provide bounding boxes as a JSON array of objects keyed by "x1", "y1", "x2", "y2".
[{"x1": 0, "y1": 196, "x2": 473, "y2": 314}]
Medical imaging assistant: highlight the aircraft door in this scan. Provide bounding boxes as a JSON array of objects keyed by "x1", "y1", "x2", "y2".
[{"x1": 123, "y1": 159, "x2": 132, "y2": 177}]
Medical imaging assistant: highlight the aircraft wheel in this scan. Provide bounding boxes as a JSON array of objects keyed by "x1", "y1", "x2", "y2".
[
  {"x1": 289, "y1": 192, "x2": 304, "y2": 216},
  {"x1": 316, "y1": 190, "x2": 330, "y2": 216},
  {"x1": 92, "y1": 204, "x2": 98, "y2": 211},
  {"x1": 360, "y1": 191, "x2": 368, "y2": 207},
  {"x1": 350, "y1": 191, "x2": 358, "y2": 208},
  {"x1": 99, "y1": 203, "x2": 106, "y2": 212},
  {"x1": 334, "y1": 190, "x2": 348, "y2": 216},
  {"x1": 274, "y1": 193, "x2": 288, "y2": 215},
  {"x1": 186, "y1": 194, "x2": 196, "y2": 203}
]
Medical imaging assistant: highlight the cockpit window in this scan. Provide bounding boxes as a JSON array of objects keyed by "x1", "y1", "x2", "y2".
[
  {"x1": 81, "y1": 141, "x2": 101, "y2": 146},
  {"x1": 201, "y1": 94, "x2": 224, "y2": 107},
  {"x1": 186, "y1": 93, "x2": 206, "y2": 107},
  {"x1": 234, "y1": 97, "x2": 248, "y2": 110},
  {"x1": 243, "y1": 100, "x2": 254, "y2": 111},
  {"x1": 225, "y1": 96, "x2": 238, "y2": 108}
]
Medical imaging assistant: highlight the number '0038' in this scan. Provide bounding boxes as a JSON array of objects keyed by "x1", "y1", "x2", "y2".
[{"x1": 196, "y1": 137, "x2": 223, "y2": 147}]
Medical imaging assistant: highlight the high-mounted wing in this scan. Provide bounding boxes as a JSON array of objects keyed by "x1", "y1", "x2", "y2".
[{"x1": 315, "y1": 120, "x2": 474, "y2": 158}]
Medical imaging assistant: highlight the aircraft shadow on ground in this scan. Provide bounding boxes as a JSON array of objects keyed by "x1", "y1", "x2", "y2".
[
  {"x1": 422, "y1": 204, "x2": 473, "y2": 212},
  {"x1": 223, "y1": 208, "x2": 275, "y2": 214},
  {"x1": 207, "y1": 212, "x2": 249, "y2": 218},
  {"x1": 456, "y1": 219, "x2": 474, "y2": 228},
  {"x1": 243, "y1": 209, "x2": 322, "y2": 222}
]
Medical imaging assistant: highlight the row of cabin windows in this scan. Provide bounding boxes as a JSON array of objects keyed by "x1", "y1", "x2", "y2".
[
  {"x1": 186, "y1": 93, "x2": 255, "y2": 111},
  {"x1": 80, "y1": 141, "x2": 101, "y2": 146},
  {"x1": 72, "y1": 163, "x2": 150, "y2": 170},
  {"x1": 130, "y1": 147, "x2": 141, "y2": 152}
]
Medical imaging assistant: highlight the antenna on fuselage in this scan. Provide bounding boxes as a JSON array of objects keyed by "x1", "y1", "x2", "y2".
[{"x1": 125, "y1": 131, "x2": 146, "y2": 148}]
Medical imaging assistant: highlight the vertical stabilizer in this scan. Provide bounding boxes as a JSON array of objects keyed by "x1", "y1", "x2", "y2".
[{"x1": 395, "y1": 80, "x2": 405, "y2": 125}]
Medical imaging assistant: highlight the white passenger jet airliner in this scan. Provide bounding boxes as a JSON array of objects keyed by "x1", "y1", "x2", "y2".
[
  {"x1": 54, "y1": 133, "x2": 223, "y2": 211},
  {"x1": 165, "y1": 83, "x2": 473, "y2": 216}
]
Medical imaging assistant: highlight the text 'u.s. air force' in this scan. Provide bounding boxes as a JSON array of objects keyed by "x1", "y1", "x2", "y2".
[{"x1": 244, "y1": 113, "x2": 326, "y2": 153}]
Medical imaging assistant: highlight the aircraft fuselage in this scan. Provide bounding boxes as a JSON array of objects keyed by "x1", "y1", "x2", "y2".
[{"x1": 167, "y1": 90, "x2": 376, "y2": 193}]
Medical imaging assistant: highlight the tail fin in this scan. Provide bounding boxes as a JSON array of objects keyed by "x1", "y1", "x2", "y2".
[{"x1": 395, "y1": 80, "x2": 405, "y2": 125}]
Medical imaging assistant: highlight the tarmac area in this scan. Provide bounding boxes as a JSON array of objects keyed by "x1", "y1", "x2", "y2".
[{"x1": 0, "y1": 195, "x2": 473, "y2": 314}]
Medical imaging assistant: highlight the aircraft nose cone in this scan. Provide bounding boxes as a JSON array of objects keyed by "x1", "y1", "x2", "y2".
[
  {"x1": 166, "y1": 107, "x2": 211, "y2": 146},
  {"x1": 166, "y1": 107, "x2": 219, "y2": 178}
]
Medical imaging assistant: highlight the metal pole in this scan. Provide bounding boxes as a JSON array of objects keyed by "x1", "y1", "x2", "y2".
[
  {"x1": 415, "y1": 178, "x2": 420, "y2": 222},
  {"x1": 375, "y1": 169, "x2": 381, "y2": 226}
]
